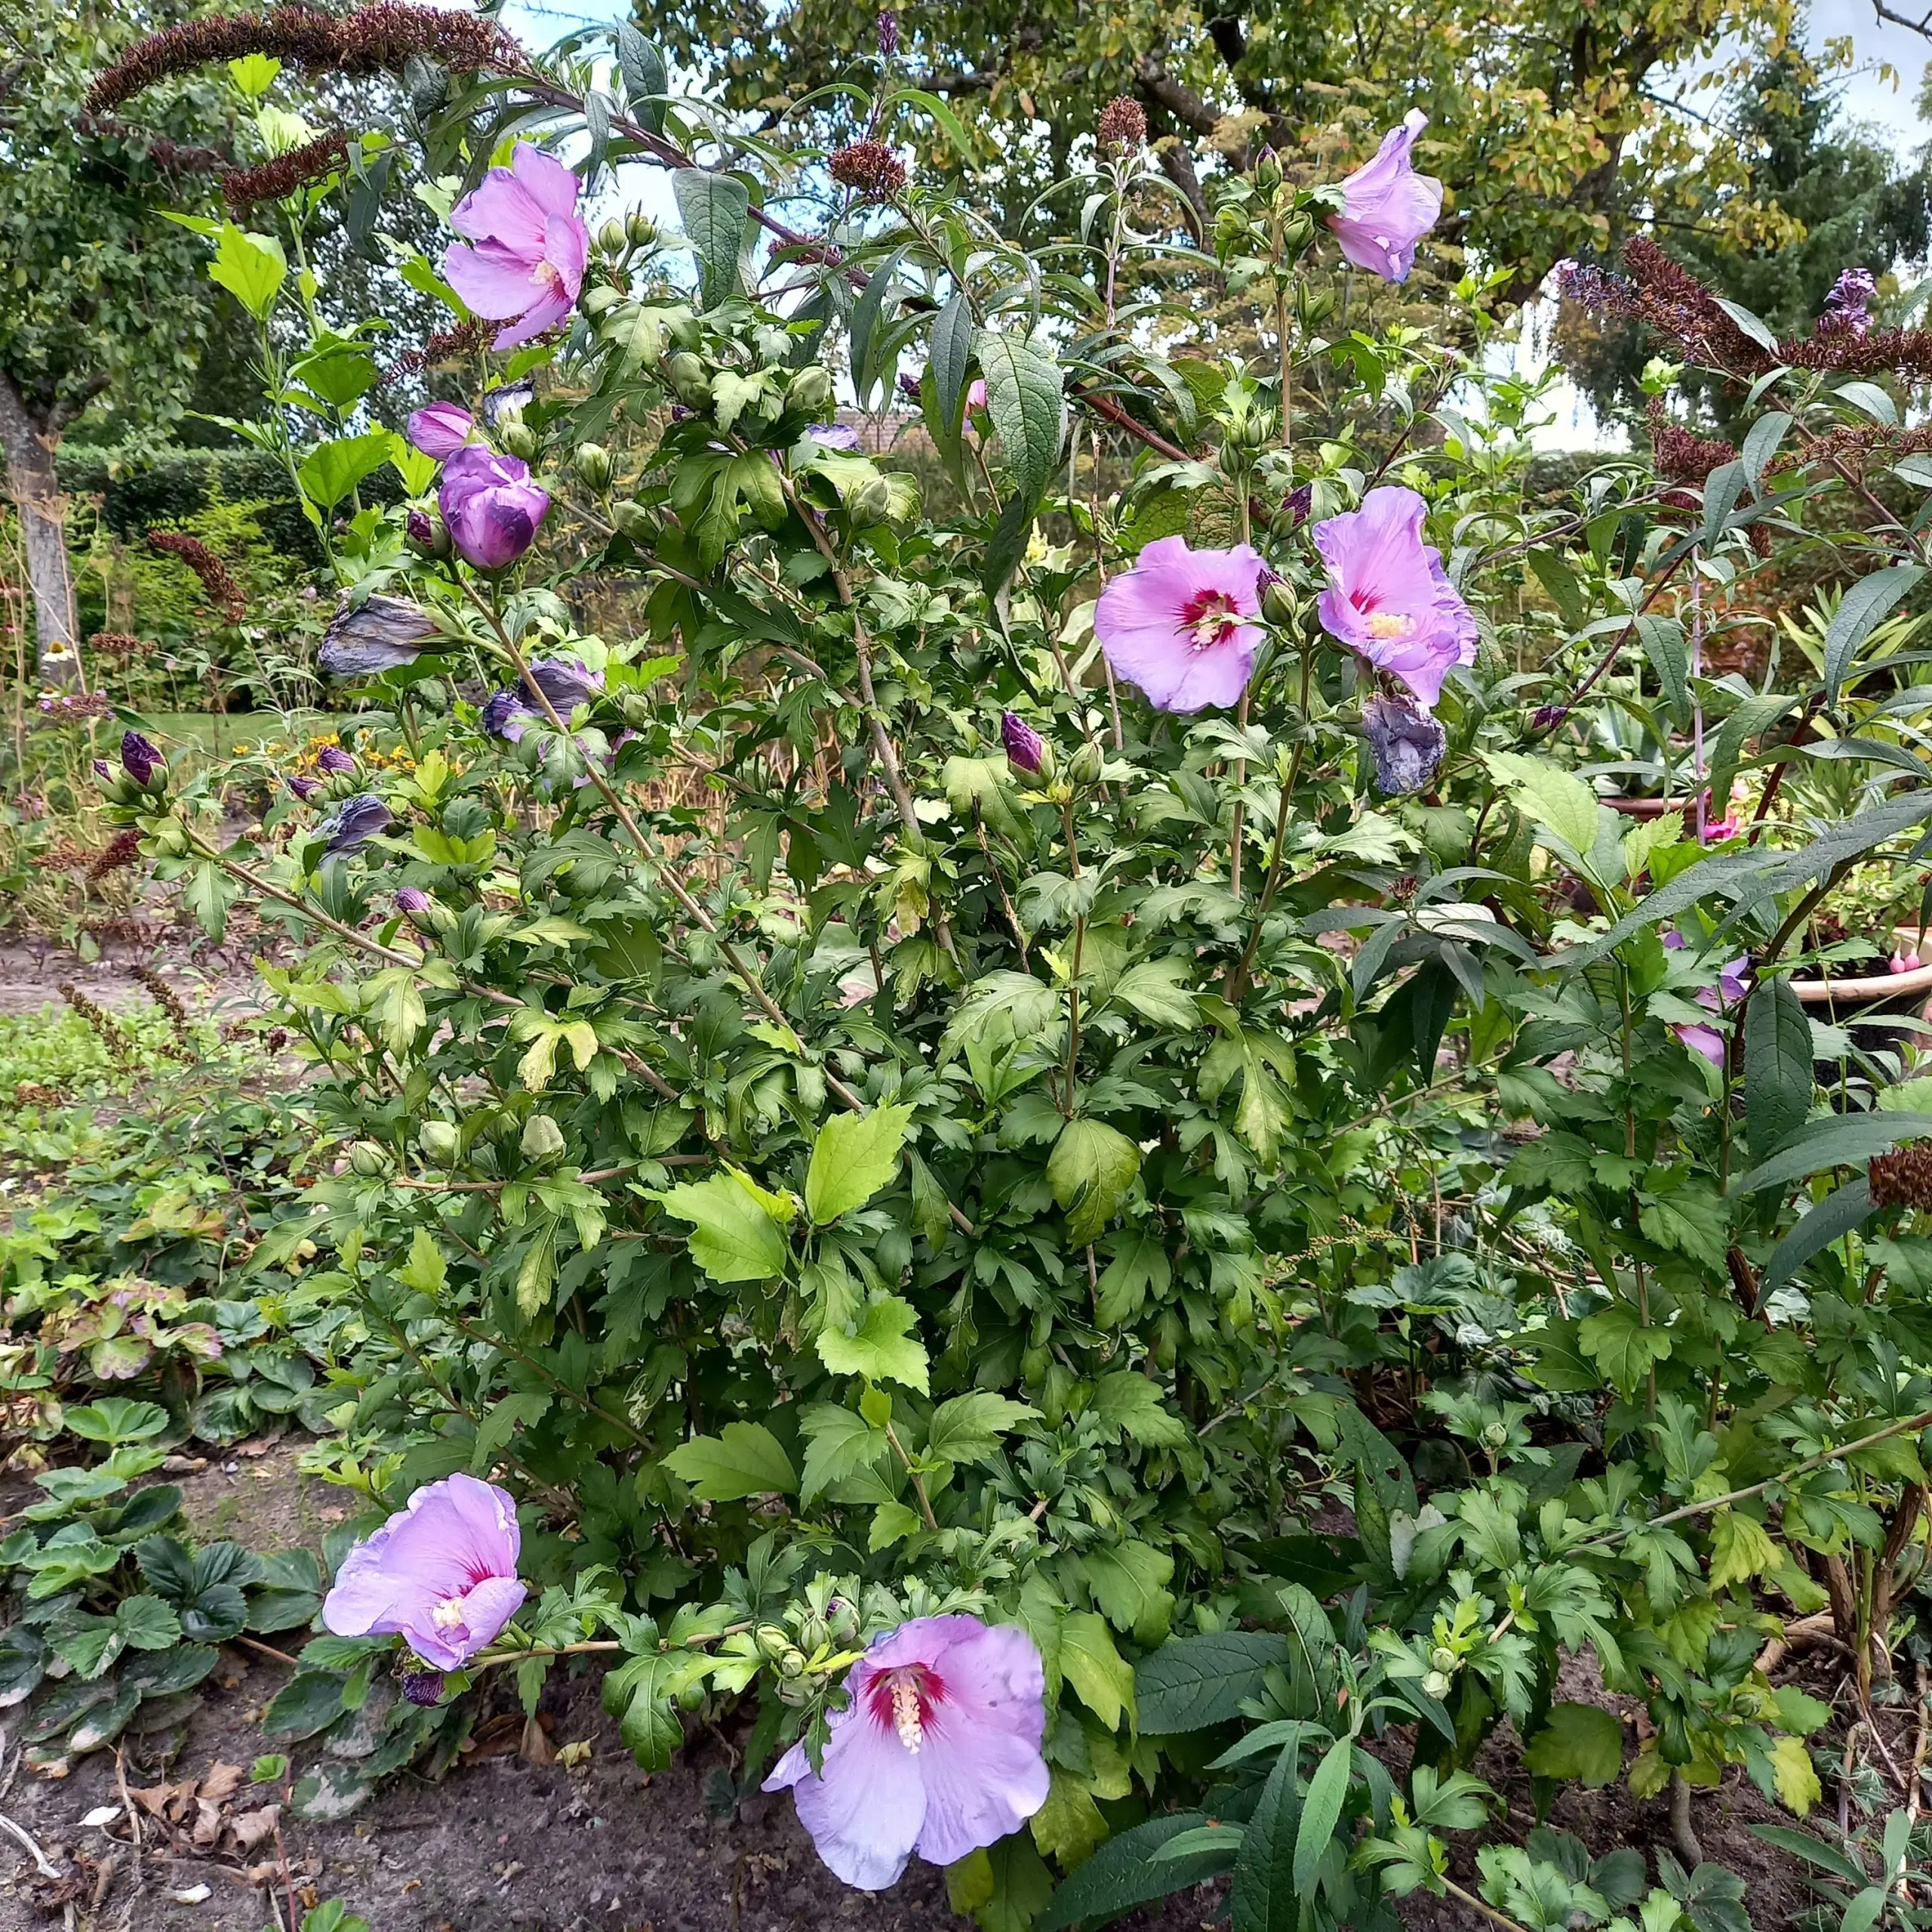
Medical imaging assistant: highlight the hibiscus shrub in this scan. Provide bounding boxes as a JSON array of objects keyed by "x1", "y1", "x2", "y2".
[{"x1": 82, "y1": 11, "x2": 1932, "y2": 1927}]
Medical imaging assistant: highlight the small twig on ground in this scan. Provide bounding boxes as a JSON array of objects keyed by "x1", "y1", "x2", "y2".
[
  {"x1": 114, "y1": 1746, "x2": 143, "y2": 1900},
  {"x1": 0, "y1": 1809, "x2": 64, "y2": 1877},
  {"x1": 234, "y1": 1636, "x2": 300, "y2": 1669}
]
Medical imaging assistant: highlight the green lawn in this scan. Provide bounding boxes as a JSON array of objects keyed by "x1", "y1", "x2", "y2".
[{"x1": 137, "y1": 710, "x2": 343, "y2": 755}]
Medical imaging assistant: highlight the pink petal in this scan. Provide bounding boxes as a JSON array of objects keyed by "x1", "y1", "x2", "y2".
[
  {"x1": 543, "y1": 212, "x2": 588, "y2": 299},
  {"x1": 1675, "y1": 1023, "x2": 1727, "y2": 1067},
  {"x1": 449, "y1": 171, "x2": 546, "y2": 260},
  {"x1": 492, "y1": 283, "x2": 573, "y2": 350},
  {"x1": 443, "y1": 238, "x2": 548, "y2": 321},
  {"x1": 921, "y1": 1619, "x2": 1047, "y2": 1738},
  {"x1": 1329, "y1": 112, "x2": 1441, "y2": 284},
  {"x1": 767, "y1": 1702, "x2": 925, "y2": 1890},
  {"x1": 912, "y1": 1720, "x2": 1051, "y2": 1868},
  {"x1": 511, "y1": 143, "x2": 581, "y2": 222}
]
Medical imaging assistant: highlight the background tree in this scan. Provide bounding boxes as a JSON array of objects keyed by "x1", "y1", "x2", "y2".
[
  {"x1": 654, "y1": 0, "x2": 1801, "y2": 291},
  {"x1": 0, "y1": 0, "x2": 234, "y2": 683},
  {"x1": 1557, "y1": 48, "x2": 1932, "y2": 425}
]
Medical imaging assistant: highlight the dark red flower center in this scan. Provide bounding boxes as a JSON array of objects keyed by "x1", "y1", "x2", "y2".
[
  {"x1": 1180, "y1": 589, "x2": 1241, "y2": 651},
  {"x1": 865, "y1": 1663, "x2": 946, "y2": 1753}
]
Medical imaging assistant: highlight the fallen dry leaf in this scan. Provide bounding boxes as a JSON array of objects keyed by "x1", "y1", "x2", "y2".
[
  {"x1": 198, "y1": 1763, "x2": 245, "y2": 1804},
  {"x1": 518, "y1": 1715, "x2": 556, "y2": 1766},
  {"x1": 229, "y1": 1806, "x2": 280, "y2": 1853},
  {"x1": 192, "y1": 1798, "x2": 224, "y2": 1847}
]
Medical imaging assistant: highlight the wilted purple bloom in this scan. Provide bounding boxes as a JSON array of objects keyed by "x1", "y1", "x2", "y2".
[
  {"x1": 401, "y1": 1669, "x2": 446, "y2": 1707},
  {"x1": 287, "y1": 774, "x2": 321, "y2": 801},
  {"x1": 408, "y1": 401, "x2": 476, "y2": 459},
  {"x1": 1001, "y1": 711, "x2": 1044, "y2": 774},
  {"x1": 1094, "y1": 536, "x2": 1267, "y2": 713},
  {"x1": 764, "y1": 1615, "x2": 1048, "y2": 1891},
  {"x1": 440, "y1": 445, "x2": 550, "y2": 570},
  {"x1": 121, "y1": 731, "x2": 163, "y2": 786},
  {"x1": 319, "y1": 593, "x2": 437, "y2": 678},
  {"x1": 1531, "y1": 703, "x2": 1570, "y2": 731},
  {"x1": 897, "y1": 370, "x2": 921, "y2": 401},
  {"x1": 480, "y1": 688, "x2": 535, "y2": 742},
  {"x1": 321, "y1": 1472, "x2": 525, "y2": 1671},
  {"x1": 1327, "y1": 111, "x2": 1442, "y2": 284},
  {"x1": 320, "y1": 793, "x2": 391, "y2": 856},
  {"x1": 442, "y1": 144, "x2": 589, "y2": 351},
  {"x1": 808, "y1": 423, "x2": 863, "y2": 450},
  {"x1": 483, "y1": 381, "x2": 536, "y2": 428},
  {"x1": 317, "y1": 746, "x2": 356, "y2": 775},
  {"x1": 1362, "y1": 695, "x2": 1446, "y2": 795},
  {"x1": 1820, "y1": 267, "x2": 1876, "y2": 338},
  {"x1": 1313, "y1": 487, "x2": 1478, "y2": 710},
  {"x1": 395, "y1": 886, "x2": 432, "y2": 916},
  {"x1": 525, "y1": 657, "x2": 603, "y2": 713}
]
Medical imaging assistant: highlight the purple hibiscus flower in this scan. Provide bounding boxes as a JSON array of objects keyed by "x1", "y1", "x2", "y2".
[
  {"x1": 1094, "y1": 536, "x2": 1267, "y2": 713},
  {"x1": 121, "y1": 731, "x2": 163, "y2": 786},
  {"x1": 764, "y1": 1615, "x2": 1049, "y2": 1891},
  {"x1": 1362, "y1": 694, "x2": 1446, "y2": 795},
  {"x1": 321, "y1": 1473, "x2": 526, "y2": 1671},
  {"x1": 318, "y1": 594, "x2": 437, "y2": 679},
  {"x1": 319, "y1": 793, "x2": 391, "y2": 856},
  {"x1": 1663, "y1": 932, "x2": 1752, "y2": 1066},
  {"x1": 441, "y1": 144, "x2": 589, "y2": 350},
  {"x1": 439, "y1": 445, "x2": 551, "y2": 570},
  {"x1": 1313, "y1": 487, "x2": 1478, "y2": 710},
  {"x1": 480, "y1": 688, "x2": 536, "y2": 742},
  {"x1": 524, "y1": 657, "x2": 603, "y2": 714},
  {"x1": 806, "y1": 423, "x2": 863, "y2": 451},
  {"x1": 1327, "y1": 111, "x2": 1443, "y2": 285},
  {"x1": 408, "y1": 401, "x2": 477, "y2": 460}
]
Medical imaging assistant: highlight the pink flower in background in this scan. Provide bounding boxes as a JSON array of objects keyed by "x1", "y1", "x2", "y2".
[
  {"x1": 1314, "y1": 487, "x2": 1477, "y2": 709},
  {"x1": 1327, "y1": 111, "x2": 1442, "y2": 284},
  {"x1": 322, "y1": 1473, "x2": 525, "y2": 1670},
  {"x1": 1665, "y1": 940, "x2": 1751, "y2": 1066},
  {"x1": 765, "y1": 1614, "x2": 1048, "y2": 1890},
  {"x1": 439, "y1": 445, "x2": 550, "y2": 569},
  {"x1": 1891, "y1": 951, "x2": 1924, "y2": 974},
  {"x1": 1095, "y1": 536, "x2": 1266, "y2": 713},
  {"x1": 408, "y1": 402, "x2": 477, "y2": 460},
  {"x1": 442, "y1": 143, "x2": 589, "y2": 349},
  {"x1": 1676, "y1": 1022, "x2": 1727, "y2": 1067}
]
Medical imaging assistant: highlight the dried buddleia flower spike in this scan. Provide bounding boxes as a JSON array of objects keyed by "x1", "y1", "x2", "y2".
[
  {"x1": 829, "y1": 140, "x2": 907, "y2": 200},
  {"x1": 1097, "y1": 97, "x2": 1147, "y2": 152},
  {"x1": 1871, "y1": 1143, "x2": 1932, "y2": 1212}
]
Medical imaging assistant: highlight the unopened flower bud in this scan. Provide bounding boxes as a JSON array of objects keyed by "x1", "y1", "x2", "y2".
[
  {"x1": 500, "y1": 419, "x2": 537, "y2": 462},
  {"x1": 598, "y1": 217, "x2": 627, "y2": 256},
  {"x1": 1254, "y1": 151, "x2": 1283, "y2": 195},
  {"x1": 1001, "y1": 711, "x2": 1045, "y2": 775},
  {"x1": 1281, "y1": 211, "x2": 1316, "y2": 254},
  {"x1": 666, "y1": 352, "x2": 710, "y2": 408},
  {"x1": 826, "y1": 1596, "x2": 859, "y2": 1643},
  {"x1": 1261, "y1": 579, "x2": 1297, "y2": 625},
  {"x1": 574, "y1": 442, "x2": 614, "y2": 491},
  {"x1": 799, "y1": 1614, "x2": 829, "y2": 1653},
  {"x1": 419, "y1": 1120, "x2": 461, "y2": 1164},
  {"x1": 611, "y1": 500, "x2": 658, "y2": 542},
  {"x1": 756, "y1": 1623, "x2": 792, "y2": 1663},
  {"x1": 1068, "y1": 741, "x2": 1104, "y2": 787},
  {"x1": 406, "y1": 508, "x2": 452, "y2": 558},
  {"x1": 848, "y1": 475, "x2": 894, "y2": 525},
  {"x1": 777, "y1": 1647, "x2": 808, "y2": 1678},
  {"x1": 349, "y1": 1140, "x2": 392, "y2": 1178},
  {"x1": 787, "y1": 365, "x2": 835, "y2": 415},
  {"x1": 121, "y1": 730, "x2": 165, "y2": 788},
  {"x1": 93, "y1": 758, "x2": 113, "y2": 784},
  {"x1": 1429, "y1": 1647, "x2": 1457, "y2": 1674},
  {"x1": 1238, "y1": 409, "x2": 1278, "y2": 449},
  {"x1": 1423, "y1": 1669, "x2": 1453, "y2": 1700},
  {"x1": 521, "y1": 1114, "x2": 567, "y2": 1164},
  {"x1": 1481, "y1": 1421, "x2": 1509, "y2": 1450},
  {"x1": 625, "y1": 210, "x2": 659, "y2": 247}
]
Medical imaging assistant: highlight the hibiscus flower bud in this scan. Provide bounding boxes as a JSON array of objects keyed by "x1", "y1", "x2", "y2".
[
  {"x1": 787, "y1": 365, "x2": 835, "y2": 415},
  {"x1": 349, "y1": 1139, "x2": 393, "y2": 1177},
  {"x1": 92, "y1": 758, "x2": 113, "y2": 783},
  {"x1": 287, "y1": 774, "x2": 321, "y2": 801},
  {"x1": 1531, "y1": 703, "x2": 1570, "y2": 732},
  {"x1": 1423, "y1": 1669, "x2": 1453, "y2": 1700},
  {"x1": 419, "y1": 1120, "x2": 461, "y2": 1164},
  {"x1": 395, "y1": 885, "x2": 432, "y2": 917},
  {"x1": 612, "y1": 500, "x2": 658, "y2": 542},
  {"x1": 317, "y1": 746, "x2": 356, "y2": 774},
  {"x1": 1068, "y1": 741, "x2": 1104, "y2": 786},
  {"x1": 520, "y1": 1114, "x2": 567, "y2": 1164},
  {"x1": 1429, "y1": 1647, "x2": 1458, "y2": 1673},
  {"x1": 666, "y1": 352, "x2": 711, "y2": 407},
  {"x1": 598, "y1": 217, "x2": 627, "y2": 256},
  {"x1": 625, "y1": 210, "x2": 659, "y2": 247},
  {"x1": 1261, "y1": 578, "x2": 1297, "y2": 624},
  {"x1": 573, "y1": 442, "x2": 614, "y2": 491},
  {"x1": 848, "y1": 474, "x2": 895, "y2": 525},
  {"x1": 121, "y1": 730, "x2": 165, "y2": 787},
  {"x1": 1000, "y1": 711, "x2": 1046, "y2": 776},
  {"x1": 500, "y1": 418, "x2": 537, "y2": 462},
  {"x1": 406, "y1": 509, "x2": 452, "y2": 559}
]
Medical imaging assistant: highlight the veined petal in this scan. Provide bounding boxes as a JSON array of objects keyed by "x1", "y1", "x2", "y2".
[
  {"x1": 912, "y1": 1720, "x2": 1051, "y2": 1869},
  {"x1": 511, "y1": 142, "x2": 582, "y2": 222},
  {"x1": 770, "y1": 1707, "x2": 926, "y2": 1890}
]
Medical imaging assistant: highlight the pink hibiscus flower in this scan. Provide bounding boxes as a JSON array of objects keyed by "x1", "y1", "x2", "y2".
[
  {"x1": 1094, "y1": 536, "x2": 1267, "y2": 713},
  {"x1": 1328, "y1": 111, "x2": 1444, "y2": 285},
  {"x1": 1313, "y1": 486, "x2": 1478, "y2": 709},
  {"x1": 321, "y1": 1473, "x2": 526, "y2": 1670},
  {"x1": 764, "y1": 1614, "x2": 1049, "y2": 1890},
  {"x1": 442, "y1": 143, "x2": 589, "y2": 350}
]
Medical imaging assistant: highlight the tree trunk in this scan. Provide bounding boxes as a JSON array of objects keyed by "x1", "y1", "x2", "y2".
[{"x1": 0, "y1": 373, "x2": 80, "y2": 688}]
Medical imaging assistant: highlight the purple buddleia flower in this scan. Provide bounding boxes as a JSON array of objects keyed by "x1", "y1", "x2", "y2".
[
  {"x1": 320, "y1": 793, "x2": 391, "y2": 855},
  {"x1": 1000, "y1": 711, "x2": 1044, "y2": 774},
  {"x1": 319, "y1": 593, "x2": 438, "y2": 678},
  {"x1": 121, "y1": 731, "x2": 163, "y2": 786},
  {"x1": 1819, "y1": 267, "x2": 1876, "y2": 337},
  {"x1": 764, "y1": 1615, "x2": 1048, "y2": 1890},
  {"x1": 1362, "y1": 695, "x2": 1446, "y2": 795},
  {"x1": 876, "y1": 10, "x2": 898, "y2": 56},
  {"x1": 317, "y1": 746, "x2": 356, "y2": 775},
  {"x1": 321, "y1": 1473, "x2": 525, "y2": 1670}
]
